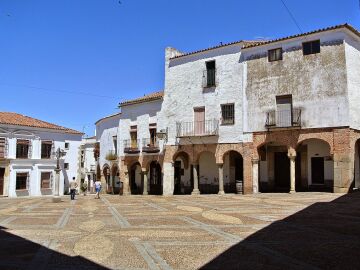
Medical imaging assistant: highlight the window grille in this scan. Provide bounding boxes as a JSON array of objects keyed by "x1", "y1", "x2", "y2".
[
  {"x1": 16, "y1": 172, "x2": 29, "y2": 190},
  {"x1": 221, "y1": 104, "x2": 235, "y2": 125}
]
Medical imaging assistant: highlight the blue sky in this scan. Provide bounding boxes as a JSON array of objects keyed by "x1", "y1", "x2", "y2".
[{"x1": 0, "y1": 0, "x2": 359, "y2": 136}]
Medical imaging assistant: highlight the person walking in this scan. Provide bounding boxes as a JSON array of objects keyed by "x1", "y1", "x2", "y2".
[
  {"x1": 94, "y1": 179, "x2": 102, "y2": 199},
  {"x1": 69, "y1": 177, "x2": 78, "y2": 200}
]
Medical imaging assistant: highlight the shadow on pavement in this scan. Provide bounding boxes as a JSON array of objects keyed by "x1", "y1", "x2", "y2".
[
  {"x1": 0, "y1": 225, "x2": 110, "y2": 270},
  {"x1": 201, "y1": 192, "x2": 360, "y2": 270}
]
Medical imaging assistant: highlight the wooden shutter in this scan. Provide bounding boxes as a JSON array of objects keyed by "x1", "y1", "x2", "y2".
[
  {"x1": 41, "y1": 172, "x2": 51, "y2": 189},
  {"x1": 194, "y1": 107, "x2": 205, "y2": 135}
]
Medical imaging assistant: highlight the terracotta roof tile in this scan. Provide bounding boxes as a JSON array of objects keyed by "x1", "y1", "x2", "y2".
[
  {"x1": 119, "y1": 91, "x2": 164, "y2": 107},
  {"x1": 242, "y1": 24, "x2": 360, "y2": 49},
  {"x1": 170, "y1": 40, "x2": 266, "y2": 59},
  {"x1": 0, "y1": 112, "x2": 83, "y2": 134}
]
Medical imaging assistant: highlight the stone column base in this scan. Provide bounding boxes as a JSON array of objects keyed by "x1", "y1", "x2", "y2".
[
  {"x1": 191, "y1": 189, "x2": 200, "y2": 195},
  {"x1": 333, "y1": 187, "x2": 349, "y2": 193},
  {"x1": 218, "y1": 191, "x2": 225, "y2": 195}
]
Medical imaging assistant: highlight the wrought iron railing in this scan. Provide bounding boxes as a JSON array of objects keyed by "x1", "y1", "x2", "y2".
[
  {"x1": 176, "y1": 120, "x2": 219, "y2": 137},
  {"x1": 202, "y1": 69, "x2": 217, "y2": 88},
  {"x1": 265, "y1": 108, "x2": 301, "y2": 128},
  {"x1": 142, "y1": 138, "x2": 160, "y2": 153},
  {"x1": 123, "y1": 139, "x2": 140, "y2": 154}
]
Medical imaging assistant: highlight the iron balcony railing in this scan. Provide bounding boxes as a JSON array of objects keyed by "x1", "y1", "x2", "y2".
[
  {"x1": 176, "y1": 119, "x2": 219, "y2": 137},
  {"x1": 123, "y1": 139, "x2": 140, "y2": 154},
  {"x1": 142, "y1": 138, "x2": 160, "y2": 153},
  {"x1": 265, "y1": 108, "x2": 302, "y2": 128},
  {"x1": 202, "y1": 69, "x2": 217, "y2": 88}
]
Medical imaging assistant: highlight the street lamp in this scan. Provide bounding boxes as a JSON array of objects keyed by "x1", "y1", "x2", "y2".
[{"x1": 52, "y1": 147, "x2": 67, "y2": 203}]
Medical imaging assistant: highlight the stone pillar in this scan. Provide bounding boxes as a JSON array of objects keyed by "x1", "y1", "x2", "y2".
[
  {"x1": 100, "y1": 174, "x2": 107, "y2": 194},
  {"x1": 252, "y1": 158, "x2": 259, "y2": 193},
  {"x1": 288, "y1": 154, "x2": 296, "y2": 194},
  {"x1": 3, "y1": 163, "x2": 10, "y2": 197},
  {"x1": 122, "y1": 170, "x2": 131, "y2": 195},
  {"x1": 142, "y1": 170, "x2": 148, "y2": 195},
  {"x1": 191, "y1": 164, "x2": 200, "y2": 195},
  {"x1": 218, "y1": 164, "x2": 225, "y2": 195}
]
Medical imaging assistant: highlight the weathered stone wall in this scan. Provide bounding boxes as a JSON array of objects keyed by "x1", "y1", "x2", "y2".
[{"x1": 243, "y1": 30, "x2": 349, "y2": 132}]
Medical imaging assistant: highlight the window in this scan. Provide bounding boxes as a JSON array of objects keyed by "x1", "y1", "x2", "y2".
[
  {"x1": 268, "y1": 48, "x2": 283, "y2": 62},
  {"x1": 64, "y1": 163, "x2": 69, "y2": 170},
  {"x1": 41, "y1": 172, "x2": 51, "y2": 189},
  {"x1": 150, "y1": 129, "x2": 157, "y2": 146},
  {"x1": 205, "y1": 60, "x2": 216, "y2": 87},
  {"x1": 16, "y1": 172, "x2": 28, "y2": 190},
  {"x1": 221, "y1": 104, "x2": 235, "y2": 125},
  {"x1": 303, "y1": 40, "x2": 320, "y2": 55},
  {"x1": 276, "y1": 95, "x2": 293, "y2": 127},
  {"x1": 0, "y1": 138, "x2": 5, "y2": 158},
  {"x1": 41, "y1": 141, "x2": 52, "y2": 159},
  {"x1": 81, "y1": 150, "x2": 84, "y2": 168},
  {"x1": 64, "y1": 142, "x2": 69, "y2": 150},
  {"x1": 16, "y1": 140, "x2": 30, "y2": 159},
  {"x1": 130, "y1": 131, "x2": 137, "y2": 148},
  {"x1": 113, "y1": 136, "x2": 117, "y2": 153}
]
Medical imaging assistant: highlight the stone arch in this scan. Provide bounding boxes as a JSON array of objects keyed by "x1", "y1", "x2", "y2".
[
  {"x1": 173, "y1": 151, "x2": 191, "y2": 169},
  {"x1": 194, "y1": 149, "x2": 216, "y2": 164},
  {"x1": 297, "y1": 136, "x2": 333, "y2": 155}
]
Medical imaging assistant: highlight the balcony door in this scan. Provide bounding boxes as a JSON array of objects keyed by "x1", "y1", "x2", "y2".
[
  {"x1": 276, "y1": 95, "x2": 292, "y2": 127},
  {"x1": 194, "y1": 107, "x2": 205, "y2": 135}
]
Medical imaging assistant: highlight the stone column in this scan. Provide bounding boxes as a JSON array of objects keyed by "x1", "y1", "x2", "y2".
[
  {"x1": 218, "y1": 164, "x2": 225, "y2": 195},
  {"x1": 191, "y1": 164, "x2": 200, "y2": 195},
  {"x1": 122, "y1": 170, "x2": 131, "y2": 195},
  {"x1": 288, "y1": 154, "x2": 296, "y2": 194},
  {"x1": 142, "y1": 170, "x2": 148, "y2": 195},
  {"x1": 252, "y1": 158, "x2": 259, "y2": 193},
  {"x1": 3, "y1": 163, "x2": 10, "y2": 197}
]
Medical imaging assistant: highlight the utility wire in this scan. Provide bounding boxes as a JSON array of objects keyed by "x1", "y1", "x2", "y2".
[
  {"x1": 0, "y1": 82, "x2": 120, "y2": 100},
  {"x1": 280, "y1": 0, "x2": 303, "y2": 33}
]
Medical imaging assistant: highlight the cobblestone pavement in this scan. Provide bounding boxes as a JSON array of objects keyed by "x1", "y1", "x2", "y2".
[{"x1": 0, "y1": 192, "x2": 359, "y2": 270}]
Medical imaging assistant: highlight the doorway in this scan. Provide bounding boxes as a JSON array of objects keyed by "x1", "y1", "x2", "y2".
[
  {"x1": 274, "y1": 152, "x2": 290, "y2": 191},
  {"x1": 149, "y1": 161, "x2": 162, "y2": 195},
  {"x1": 0, "y1": 168, "x2": 4, "y2": 195},
  {"x1": 174, "y1": 161, "x2": 182, "y2": 195},
  {"x1": 311, "y1": 157, "x2": 324, "y2": 184}
]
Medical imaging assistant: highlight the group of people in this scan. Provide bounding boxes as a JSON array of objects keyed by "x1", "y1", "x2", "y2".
[{"x1": 69, "y1": 177, "x2": 102, "y2": 200}]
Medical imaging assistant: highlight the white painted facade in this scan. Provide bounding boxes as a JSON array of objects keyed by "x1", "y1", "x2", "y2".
[
  {"x1": 95, "y1": 113, "x2": 121, "y2": 170},
  {"x1": 0, "y1": 125, "x2": 82, "y2": 198},
  {"x1": 158, "y1": 45, "x2": 252, "y2": 146},
  {"x1": 79, "y1": 137, "x2": 97, "y2": 191}
]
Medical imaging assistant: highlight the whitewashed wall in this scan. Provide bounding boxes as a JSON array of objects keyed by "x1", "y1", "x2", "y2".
[
  {"x1": 95, "y1": 114, "x2": 121, "y2": 170},
  {"x1": 0, "y1": 125, "x2": 82, "y2": 197},
  {"x1": 119, "y1": 100, "x2": 163, "y2": 156},
  {"x1": 158, "y1": 44, "x2": 251, "y2": 146},
  {"x1": 345, "y1": 33, "x2": 360, "y2": 130}
]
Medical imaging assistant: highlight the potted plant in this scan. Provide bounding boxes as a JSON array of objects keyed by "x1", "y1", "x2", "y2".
[{"x1": 80, "y1": 182, "x2": 88, "y2": 196}]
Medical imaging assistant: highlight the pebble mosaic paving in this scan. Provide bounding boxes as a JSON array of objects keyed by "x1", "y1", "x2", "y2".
[{"x1": 0, "y1": 192, "x2": 359, "y2": 269}]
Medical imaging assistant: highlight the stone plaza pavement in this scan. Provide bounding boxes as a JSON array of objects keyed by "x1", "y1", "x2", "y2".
[{"x1": 0, "y1": 192, "x2": 359, "y2": 270}]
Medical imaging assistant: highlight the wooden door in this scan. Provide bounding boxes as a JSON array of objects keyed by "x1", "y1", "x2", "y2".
[
  {"x1": 276, "y1": 95, "x2": 292, "y2": 127},
  {"x1": 0, "y1": 168, "x2": 4, "y2": 195},
  {"x1": 194, "y1": 107, "x2": 205, "y2": 135},
  {"x1": 311, "y1": 157, "x2": 324, "y2": 184}
]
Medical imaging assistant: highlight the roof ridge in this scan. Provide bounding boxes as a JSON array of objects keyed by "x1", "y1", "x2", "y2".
[{"x1": 119, "y1": 90, "x2": 164, "y2": 107}]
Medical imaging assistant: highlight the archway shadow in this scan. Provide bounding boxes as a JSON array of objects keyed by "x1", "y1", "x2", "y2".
[
  {"x1": 200, "y1": 192, "x2": 360, "y2": 269},
  {"x1": 0, "y1": 226, "x2": 110, "y2": 270}
]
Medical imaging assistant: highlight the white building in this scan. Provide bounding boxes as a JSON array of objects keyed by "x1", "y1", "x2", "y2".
[
  {"x1": 78, "y1": 136, "x2": 97, "y2": 192},
  {"x1": 0, "y1": 112, "x2": 83, "y2": 197},
  {"x1": 95, "y1": 112, "x2": 121, "y2": 193}
]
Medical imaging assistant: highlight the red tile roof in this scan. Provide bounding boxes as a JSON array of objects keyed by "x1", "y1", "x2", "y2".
[
  {"x1": 119, "y1": 91, "x2": 164, "y2": 107},
  {"x1": 170, "y1": 40, "x2": 266, "y2": 59},
  {"x1": 242, "y1": 24, "x2": 360, "y2": 49},
  {"x1": 0, "y1": 112, "x2": 83, "y2": 134}
]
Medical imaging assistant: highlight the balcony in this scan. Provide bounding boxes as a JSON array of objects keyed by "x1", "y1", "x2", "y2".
[
  {"x1": 202, "y1": 69, "x2": 217, "y2": 88},
  {"x1": 176, "y1": 120, "x2": 219, "y2": 137},
  {"x1": 123, "y1": 139, "x2": 140, "y2": 154},
  {"x1": 142, "y1": 138, "x2": 160, "y2": 153},
  {"x1": 265, "y1": 108, "x2": 301, "y2": 128},
  {"x1": 105, "y1": 150, "x2": 118, "y2": 161}
]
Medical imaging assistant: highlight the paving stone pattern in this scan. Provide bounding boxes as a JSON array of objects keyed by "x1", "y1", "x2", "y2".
[{"x1": 0, "y1": 192, "x2": 359, "y2": 270}]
